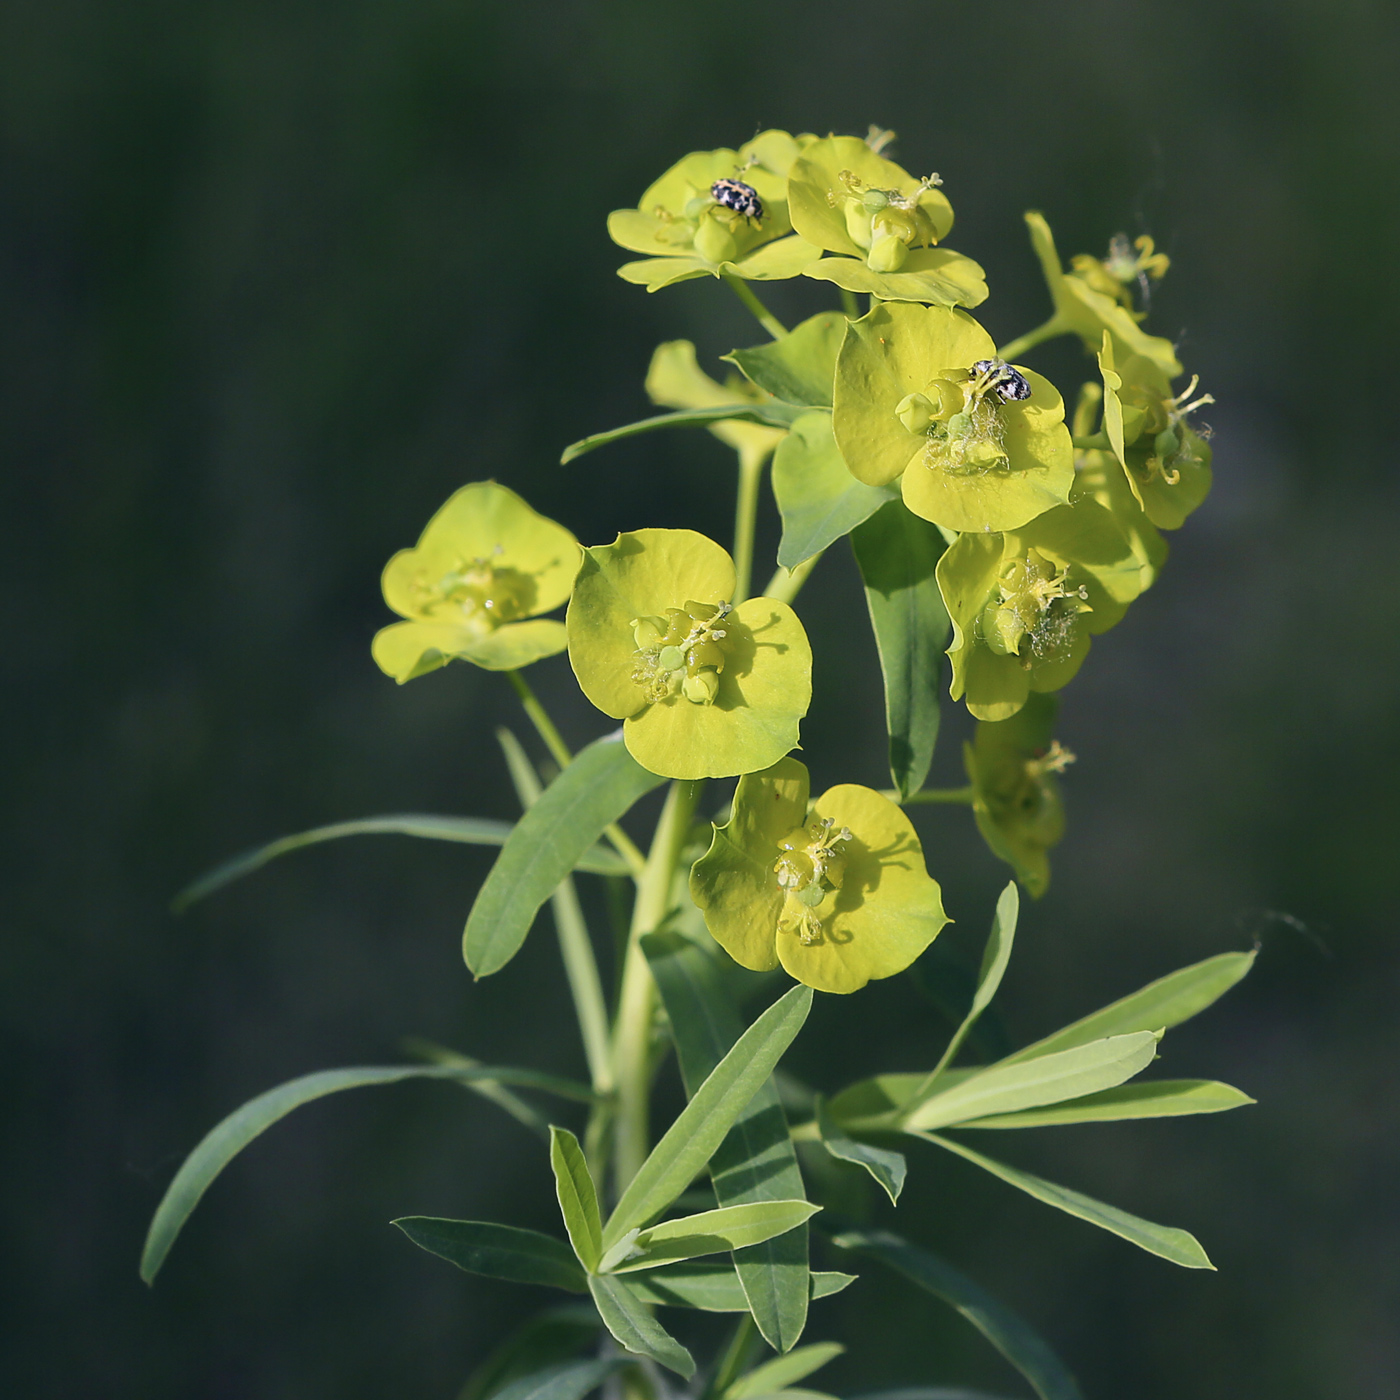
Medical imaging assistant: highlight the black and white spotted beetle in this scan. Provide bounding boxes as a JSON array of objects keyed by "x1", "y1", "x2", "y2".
[
  {"x1": 971, "y1": 358, "x2": 1033, "y2": 403},
  {"x1": 710, "y1": 177, "x2": 764, "y2": 222}
]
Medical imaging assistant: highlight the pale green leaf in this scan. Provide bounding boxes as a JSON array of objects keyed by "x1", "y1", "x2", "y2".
[
  {"x1": 588, "y1": 1273, "x2": 695, "y2": 1378},
  {"x1": 394, "y1": 1217, "x2": 587, "y2": 1293},
  {"x1": 726, "y1": 1342, "x2": 846, "y2": 1400},
  {"x1": 726, "y1": 312, "x2": 846, "y2": 407},
  {"x1": 961, "y1": 1078, "x2": 1255, "y2": 1129},
  {"x1": 834, "y1": 1230, "x2": 1084, "y2": 1400},
  {"x1": 609, "y1": 1201, "x2": 819, "y2": 1272},
  {"x1": 816, "y1": 1098, "x2": 906, "y2": 1204},
  {"x1": 623, "y1": 1264, "x2": 854, "y2": 1313},
  {"x1": 465, "y1": 735, "x2": 664, "y2": 976},
  {"x1": 921, "y1": 1133, "x2": 1214, "y2": 1268},
  {"x1": 550, "y1": 1127, "x2": 603, "y2": 1271}
]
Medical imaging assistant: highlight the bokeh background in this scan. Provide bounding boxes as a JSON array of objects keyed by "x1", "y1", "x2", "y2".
[{"x1": 4, "y1": 1, "x2": 1398, "y2": 1396}]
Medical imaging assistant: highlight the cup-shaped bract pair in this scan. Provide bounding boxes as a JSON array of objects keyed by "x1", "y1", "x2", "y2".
[
  {"x1": 1099, "y1": 335, "x2": 1213, "y2": 530},
  {"x1": 690, "y1": 757, "x2": 948, "y2": 993},
  {"x1": 567, "y1": 530, "x2": 811, "y2": 781},
  {"x1": 788, "y1": 136, "x2": 987, "y2": 307},
  {"x1": 937, "y1": 494, "x2": 1145, "y2": 722},
  {"x1": 1023, "y1": 213, "x2": 1182, "y2": 377},
  {"x1": 608, "y1": 130, "x2": 819, "y2": 292},
  {"x1": 964, "y1": 693, "x2": 1070, "y2": 898},
  {"x1": 373, "y1": 482, "x2": 580, "y2": 682},
  {"x1": 833, "y1": 303, "x2": 1075, "y2": 534}
]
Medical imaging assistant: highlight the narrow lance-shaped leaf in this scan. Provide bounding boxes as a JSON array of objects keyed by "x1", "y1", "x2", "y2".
[
  {"x1": 550, "y1": 1127, "x2": 603, "y2": 1271},
  {"x1": 851, "y1": 500, "x2": 951, "y2": 800},
  {"x1": 173, "y1": 814, "x2": 628, "y2": 911},
  {"x1": 815, "y1": 1097, "x2": 907, "y2": 1205},
  {"x1": 465, "y1": 734, "x2": 665, "y2": 977},
  {"x1": 642, "y1": 931, "x2": 811, "y2": 1352},
  {"x1": 959, "y1": 1078, "x2": 1255, "y2": 1129},
  {"x1": 587, "y1": 1273, "x2": 695, "y2": 1378},
  {"x1": 489, "y1": 1359, "x2": 632, "y2": 1400},
  {"x1": 919, "y1": 1132, "x2": 1214, "y2": 1269},
  {"x1": 903, "y1": 1030, "x2": 1163, "y2": 1132},
  {"x1": 458, "y1": 1304, "x2": 604, "y2": 1400},
  {"x1": 834, "y1": 1229, "x2": 1084, "y2": 1400},
  {"x1": 625, "y1": 1264, "x2": 855, "y2": 1313},
  {"x1": 603, "y1": 984, "x2": 813, "y2": 1249},
  {"x1": 394, "y1": 1217, "x2": 587, "y2": 1293},
  {"x1": 141, "y1": 1063, "x2": 594, "y2": 1284},
  {"x1": 726, "y1": 1342, "x2": 846, "y2": 1400},
  {"x1": 561, "y1": 403, "x2": 800, "y2": 465},
  {"x1": 606, "y1": 1201, "x2": 819, "y2": 1272},
  {"x1": 1000, "y1": 950, "x2": 1256, "y2": 1065}
]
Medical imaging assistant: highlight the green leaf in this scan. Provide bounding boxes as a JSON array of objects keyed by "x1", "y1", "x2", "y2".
[
  {"x1": 173, "y1": 814, "x2": 628, "y2": 911},
  {"x1": 1000, "y1": 950, "x2": 1256, "y2": 1065},
  {"x1": 815, "y1": 1097, "x2": 906, "y2": 1204},
  {"x1": 960, "y1": 1078, "x2": 1255, "y2": 1129},
  {"x1": 726, "y1": 312, "x2": 846, "y2": 407},
  {"x1": 561, "y1": 404, "x2": 799, "y2": 465},
  {"x1": 603, "y1": 985, "x2": 813, "y2": 1249},
  {"x1": 850, "y1": 1391, "x2": 1019, "y2": 1400},
  {"x1": 459, "y1": 1306, "x2": 603, "y2": 1400},
  {"x1": 834, "y1": 1230, "x2": 1084, "y2": 1400},
  {"x1": 465, "y1": 735, "x2": 665, "y2": 976},
  {"x1": 490, "y1": 1359, "x2": 629, "y2": 1400},
  {"x1": 394, "y1": 1217, "x2": 588, "y2": 1292},
  {"x1": 140, "y1": 1063, "x2": 591, "y2": 1283},
  {"x1": 903, "y1": 1031, "x2": 1163, "y2": 1132},
  {"x1": 587, "y1": 1273, "x2": 695, "y2": 1378},
  {"x1": 550, "y1": 1127, "x2": 603, "y2": 1271},
  {"x1": 642, "y1": 931, "x2": 811, "y2": 1351},
  {"x1": 851, "y1": 500, "x2": 951, "y2": 799},
  {"x1": 920, "y1": 1133, "x2": 1214, "y2": 1269},
  {"x1": 607, "y1": 1201, "x2": 819, "y2": 1272},
  {"x1": 623, "y1": 1263, "x2": 854, "y2": 1313},
  {"x1": 773, "y1": 411, "x2": 898, "y2": 570},
  {"x1": 727, "y1": 1342, "x2": 846, "y2": 1400}
]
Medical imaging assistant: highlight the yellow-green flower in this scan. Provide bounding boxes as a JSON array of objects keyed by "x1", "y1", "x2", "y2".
[
  {"x1": 833, "y1": 302, "x2": 1074, "y2": 534},
  {"x1": 965, "y1": 693, "x2": 1071, "y2": 898},
  {"x1": 566, "y1": 529, "x2": 811, "y2": 780},
  {"x1": 1021, "y1": 213, "x2": 1181, "y2": 376},
  {"x1": 1070, "y1": 233, "x2": 1170, "y2": 312},
  {"x1": 787, "y1": 135, "x2": 986, "y2": 307},
  {"x1": 690, "y1": 757, "x2": 948, "y2": 994},
  {"x1": 1099, "y1": 334, "x2": 1213, "y2": 530},
  {"x1": 607, "y1": 131, "x2": 819, "y2": 293},
  {"x1": 937, "y1": 495, "x2": 1143, "y2": 722},
  {"x1": 372, "y1": 482, "x2": 579, "y2": 682}
]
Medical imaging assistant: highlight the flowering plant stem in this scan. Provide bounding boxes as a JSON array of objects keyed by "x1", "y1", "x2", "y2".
[{"x1": 722, "y1": 273, "x2": 788, "y2": 340}]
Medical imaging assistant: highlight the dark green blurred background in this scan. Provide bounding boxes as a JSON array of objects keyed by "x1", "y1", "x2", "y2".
[{"x1": 4, "y1": 1, "x2": 1398, "y2": 1396}]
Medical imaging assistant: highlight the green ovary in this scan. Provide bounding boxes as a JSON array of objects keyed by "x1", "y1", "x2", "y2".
[
  {"x1": 773, "y1": 816, "x2": 852, "y2": 946},
  {"x1": 630, "y1": 600, "x2": 732, "y2": 706},
  {"x1": 980, "y1": 550, "x2": 1088, "y2": 666},
  {"x1": 412, "y1": 555, "x2": 537, "y2": 639}
]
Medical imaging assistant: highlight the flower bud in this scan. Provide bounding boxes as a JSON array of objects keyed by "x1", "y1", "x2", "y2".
[
  {"x1": 631, "y1": 615, "x2": 668, "y2": 649},
  {"x1": 693, "y1": 211, "x2": 738, "y2": 264},
  {"x1": 682, "y1": 669, "x2": 720, "y2": 705},
  {"x1": 896, "y1": 392, "x2": 937, "y2": 435},
  {"x1": 867, "y1": 232, "x2": 910, "y2": 272}
]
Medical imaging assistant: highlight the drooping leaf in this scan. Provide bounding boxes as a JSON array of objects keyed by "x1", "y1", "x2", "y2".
[
  {"x1": 561, "y1": 404, "x2": 800, "y2": 465},
  {"x1": 603, "y1": 985, "x2": 813, "y2": 1249},
  {"x1": 173, "y1": 814, "x2": 628, "y2": 911},
  {"x1": 959, "y1": 1078, "x2": 1255, "y2": 1129},
  {"x1": 550, "y1": 1127, "x2": 603, "y2": 1271},
  {"x1": 489, "y1": 1359, "x2": 630, "y2": 1400},
  {"x1": 465, "y1": 735, "x2": 664, "y2": 977},
  {"x1": 773, "y1": 411, "x2": 898, "y2": 571},
  {"x1": 919, "y1": 1133, "x2": 1214, "y2": 1269},
  {"x1": 726, "y1": 311, "x2": 846, "y2": 407},
  {"x1": 607, "y1": 1201, "x2": 819, "y2": 1272},
  {"x1": 1000, "y1": 950, "x2": 1256, "y2": 1065},
  {"x1": 642, "y1": 931, "x2": 811, "y2": 1351},
  {"x1": 851, "y1": 500, "x2": 951, "y2": 800},
  {"x1": 834, "y1": 1230, "x2": 1084, "y2": 1400},
  {"x1": 903, "y1": 1031, "x2": 1163, "y2": 1132},
  {"x1": 816, "y1": 1098, "x2": 907, "y2": 1204},
  {"x1": 141, "y1": 1063, "x2": 592, "y2": 1284},
  {"x1": 726, "y1": 1342, "x2": 846, "y2": 1400},
  {"x1": 587, "y1": 1273, "x2": 695, "y2": 1378},
  {"x1": 394, "y1": 1217, "x2": 587, "y2": 1293},
  {"x1": 623, "y1": 1263, "x2": 855, "y2": 1313}
]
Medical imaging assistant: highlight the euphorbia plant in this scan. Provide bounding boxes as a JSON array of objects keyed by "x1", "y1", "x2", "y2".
[{"x1": 147, "y1": 127, "x2": 1253, "y2": 1400}]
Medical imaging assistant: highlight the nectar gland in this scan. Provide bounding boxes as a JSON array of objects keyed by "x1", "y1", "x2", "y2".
[
  {"x1": 773, "y1": 815, "x2": 853, "y2": 946},
  {"x1": 629, "y1": 600, "x2": 732, "y2": 706}
]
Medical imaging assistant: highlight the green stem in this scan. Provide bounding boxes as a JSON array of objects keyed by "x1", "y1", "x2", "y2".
[
  {"x1": 900, "y1": 784, "x2": 976, "y2": 806},
  {"x1": 610, "y1": 779, "x2": 704, "y2": 1199},
  {"x1": 839, "y1": 286, "x2": 860, "y2": 318},
  {"x1": 704, "y1": 1315, "x2": 758, "y2": 1400},
  {"x1": 761, "y1": 550, "x2": 823, "y2": 606},
  {"x1": 506, "y1": 670, "x2": 647, "y2": 878},
  {"x1": 996, "y1": 315, "x2": 1066, "y2": 363},
  {"x1": 722, "y1": 273, "x2": 788, "y2": 340},
  {"x1": 731, "y1": 447, "x2": 767, "y2": 605},
  {"x1": 1072, "y1": 432, "x2": 1111, "y2": 451}
]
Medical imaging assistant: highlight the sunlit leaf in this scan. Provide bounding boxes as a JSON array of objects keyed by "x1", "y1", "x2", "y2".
[
  {"x1": 587, "y1": 1273, "x2": 695, "y2": 1377},
  {"x1": 960, "y1": 1078, "x2": 1254, "y2": 1129},
  {"x1": 550, "y1": 1127, "x2": 603, "y2": 1271}
]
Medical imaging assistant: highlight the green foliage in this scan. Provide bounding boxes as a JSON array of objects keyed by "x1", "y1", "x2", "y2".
[{"x1": 393, "y1": 1218, "x2": 589, "y2": 1293}]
